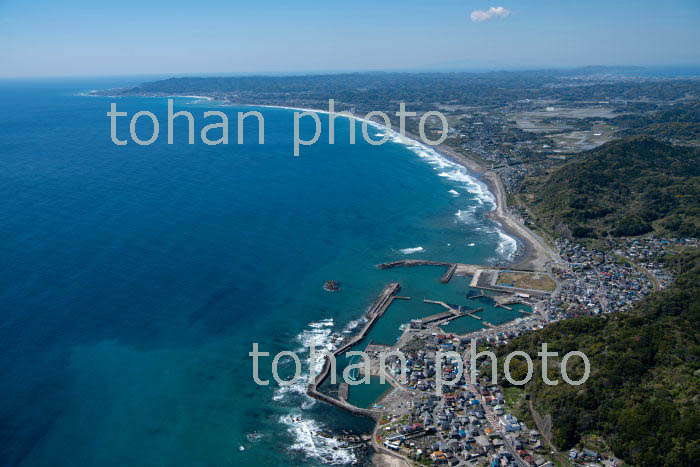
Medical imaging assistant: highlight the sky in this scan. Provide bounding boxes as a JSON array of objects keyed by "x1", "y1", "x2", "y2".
[{"x1": 1, "y1": 0, "x2": 699, "y2": 77}]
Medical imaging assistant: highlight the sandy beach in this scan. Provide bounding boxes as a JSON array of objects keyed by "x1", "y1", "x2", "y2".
[
  {"x1": 256, "y1": 103, "x2": 561, "y2": 272},
  {"x1": 401, "y1": 131, "x2": 560, "y2": 272}
]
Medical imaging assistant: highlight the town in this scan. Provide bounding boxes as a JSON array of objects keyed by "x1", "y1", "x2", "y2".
[{"x1": 309, "y1": 232, "x2": 697, "y2": 467}]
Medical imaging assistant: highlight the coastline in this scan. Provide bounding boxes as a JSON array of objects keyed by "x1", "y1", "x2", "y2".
[
  {"x1": 422, "y1": 139, "x2": 561, "y2": 271},
  {"x1": 245, "y1": 101, "x2": 559, "y2": 271},
  {"x1": 87, "y1": 88, "x2": 557, "y2": 271},
  {"x1": 92, "y1": 92, "x2": 559, "y2": 464}
]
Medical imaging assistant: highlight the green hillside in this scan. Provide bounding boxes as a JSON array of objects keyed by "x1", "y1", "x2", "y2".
[
  {"x1": 522, "y1": 137, "x2": 700, "y2": 238},
  {"x1": 492, "y1": 251, "x2": 700, "y2": 466}
]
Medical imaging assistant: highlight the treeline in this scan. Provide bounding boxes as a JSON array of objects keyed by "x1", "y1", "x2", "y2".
[
  {"x1": 490, "y1": 251, "x2": 700, "y2": 466},
  {"x1": 612, "y1": 101, "x2": 700, "y2": 144},
  {"x1": 522, "y1": 137, "x2": 700, "y2": 238}
]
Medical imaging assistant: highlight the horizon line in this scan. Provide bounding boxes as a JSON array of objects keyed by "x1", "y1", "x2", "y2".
[{"x1": 3, "y1": 63, "x2": 700, "y2": 81}]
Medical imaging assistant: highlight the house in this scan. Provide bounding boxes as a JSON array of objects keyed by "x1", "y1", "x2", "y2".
[{"x1": 583, "y1": 448, "x2": 600, "y2": 461}]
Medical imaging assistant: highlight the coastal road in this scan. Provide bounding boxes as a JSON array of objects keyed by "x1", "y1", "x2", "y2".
[{"x1": 371, "y1": 422, "x2": 412, "y2": 467}]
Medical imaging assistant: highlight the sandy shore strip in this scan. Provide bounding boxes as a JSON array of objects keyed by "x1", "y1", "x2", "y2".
[
  {"x1": 177, "y1": 95, "x2": 214, "y2": 101},
  {"x1": 423, "y1": 139, "x2": 561, "y2": 271},
  {"x1": 372, "y1": 453, "x2": 411, "y2": 467}
]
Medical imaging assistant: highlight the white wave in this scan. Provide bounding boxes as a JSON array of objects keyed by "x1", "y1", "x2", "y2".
[
  {"x1": 256, "y1": 104, "x2": 498, "y2": 211},
  {"x1": 468, "y1": 243, "x2": 476, "y2": 247},
  {"x1": 455, "y1": 207, "x2": 477, "y2": 224},
  {"x1": 272, "y1": 381, "x2": 308, "y2": 402},
  {"x1": 280, "y1": 413, "x2": 357, "y2": 465},
  {"x1": 448, "y1": 189, "x2": 459, "y2": 196},
  {"x1": 436, "y1": 172, "x2": 495, "y2": 208},
  {"x1": 273, "y1": 318, "x2": 339, "y2": 404},
  {"x1": 342, "y1": 317, "x2": 366, "y2": 334},
  {"x1": 308, "y1": 318, "x2": 334, "y2": 329},
  {"x1": 384, "y1": 132, "x2": 496, "y2": 208},
  {"x1": 495, "y1": 228, "x2": 518, "y2": 260},
  {"x1": 400, "y1": 246, "x2": 424, "y2": 254}
]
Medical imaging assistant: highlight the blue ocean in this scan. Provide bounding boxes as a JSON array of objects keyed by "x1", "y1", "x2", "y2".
[{"x1": 0, "y1": 78, "x2": 519, "y2": 466}]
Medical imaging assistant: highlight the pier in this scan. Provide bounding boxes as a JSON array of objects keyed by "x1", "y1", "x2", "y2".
[
  {"x1": 467, "y1": 290, "x2": 486, "y2": 299},
  {"x1": 440, "y1": 263, "x2": 458, "y2": 283},
  {"x1": 377, "y1": 260, "x2": 482, "y2": 277},
  {"x1": 465, "y1": 308, "x2": 484, "y2": 319},
  {"x1": 421, "y1": 299, "x2": 485, "y2": 325},
  {"x1": 377, "y1": 260, "x2": 452, "y2": 269},
  {"x1": 417, "y1": 310, "x2": 455, "y2": 326},
  {"x1": 423, "y1": 299, "x2": 461, "y2": 315}
]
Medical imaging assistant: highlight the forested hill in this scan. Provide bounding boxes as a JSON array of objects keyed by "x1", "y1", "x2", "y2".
[
  {"x1": 523, "y1": 137, "x2": 700, "y2": 238},
  {"x1": 493, "y1": 251, "x2": 700, "y2": 466}
]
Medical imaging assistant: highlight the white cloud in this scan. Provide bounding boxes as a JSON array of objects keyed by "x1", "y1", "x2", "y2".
[{"x1": 470, "y1": 6, "x2": 511, "y2": 22}]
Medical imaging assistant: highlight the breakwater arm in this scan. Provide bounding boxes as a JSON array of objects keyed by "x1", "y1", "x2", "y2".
[{"x1": 307, "y1": 282, "x2": 401, "y2": 419}]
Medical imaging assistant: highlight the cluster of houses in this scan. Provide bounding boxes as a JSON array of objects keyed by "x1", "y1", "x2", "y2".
[
  {"x1": 568, "y1": 448, "x2": 602, "y2": 463},
  {"x1": 377, "y1": 334, "x2": 553, "y2": 467},
  {"x1": 370, "y1": 235, "x2": 700, "y2": 465},
  {"x1": 546, "y1": 240, "x2": 656, "y2": 318},
  {"x1": 613, "y1": 236, "x2": 698, "y2": 289}
]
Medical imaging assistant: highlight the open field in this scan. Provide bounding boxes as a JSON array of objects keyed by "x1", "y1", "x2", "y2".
[{"x1": 496, "y1": 271, "x2": 557, "y2": 292}]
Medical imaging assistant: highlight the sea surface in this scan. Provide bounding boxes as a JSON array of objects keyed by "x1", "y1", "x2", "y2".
[{"x1": 0, "y1": 78, "x2": 520, "y2": 466}]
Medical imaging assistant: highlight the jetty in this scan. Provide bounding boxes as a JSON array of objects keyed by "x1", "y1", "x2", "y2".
[
  {"x1": 378, "y1": 260, "x2": 452, "y2": 269},
  {"x1": 467, "y1": 290, "x2": 486, "y2": 299},
  {"x1": 417, "y1": 310, "x2": 456, "y2": 326},
  {"x1": 307, "y1": 282, "x2": 401, "y2": 419},
  {"x1": 378, "y1": 260, "x2": 482, "y2": 277},
  {"x1": 440, "y1": 263, "x2": 458, "y2": 283},
  {"x1": 423, "y1": 299, "x2": 460, "y2": 315},
  {"x1": 420, "y1": 299, "x2": 485, "y2": 325}
]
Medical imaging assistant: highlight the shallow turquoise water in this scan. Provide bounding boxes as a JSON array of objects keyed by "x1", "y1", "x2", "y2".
[{"x1": 0, "y1": 79, "x2": 519, "y2": 466}]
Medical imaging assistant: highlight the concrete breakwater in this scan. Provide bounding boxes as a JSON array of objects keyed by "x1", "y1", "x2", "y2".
[
  {"x1": 377, "y1": 260, "x2": 482, "y2": 277},
  {"x1": 377, "y1": 259, "x2": 452, "y2": 269},
  {"x1": 307, "y1": 282, "x2": 401, "y2": 419}
]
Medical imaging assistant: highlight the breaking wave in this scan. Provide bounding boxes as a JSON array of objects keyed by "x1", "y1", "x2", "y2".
[
  {"x1": 495, "y1": 228, "x2": 518, "y2": 260},
  {"x1": 400, "y1": 246, "x2": 424, "y2": 254},
  {"x1": 280, "y1": 413, "x2": 357, "y2": 465},
  {"x1": 274, "y1": 315, "x2": 369, "y2": 465}
]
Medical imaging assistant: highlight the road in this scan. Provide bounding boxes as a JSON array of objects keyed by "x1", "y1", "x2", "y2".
[
  {"x1": 526, "y1": 399, "x2": 572, "y2": 467},
  {"x1": 463, "y1": 352, "x2": 530, "y2": 467}
]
